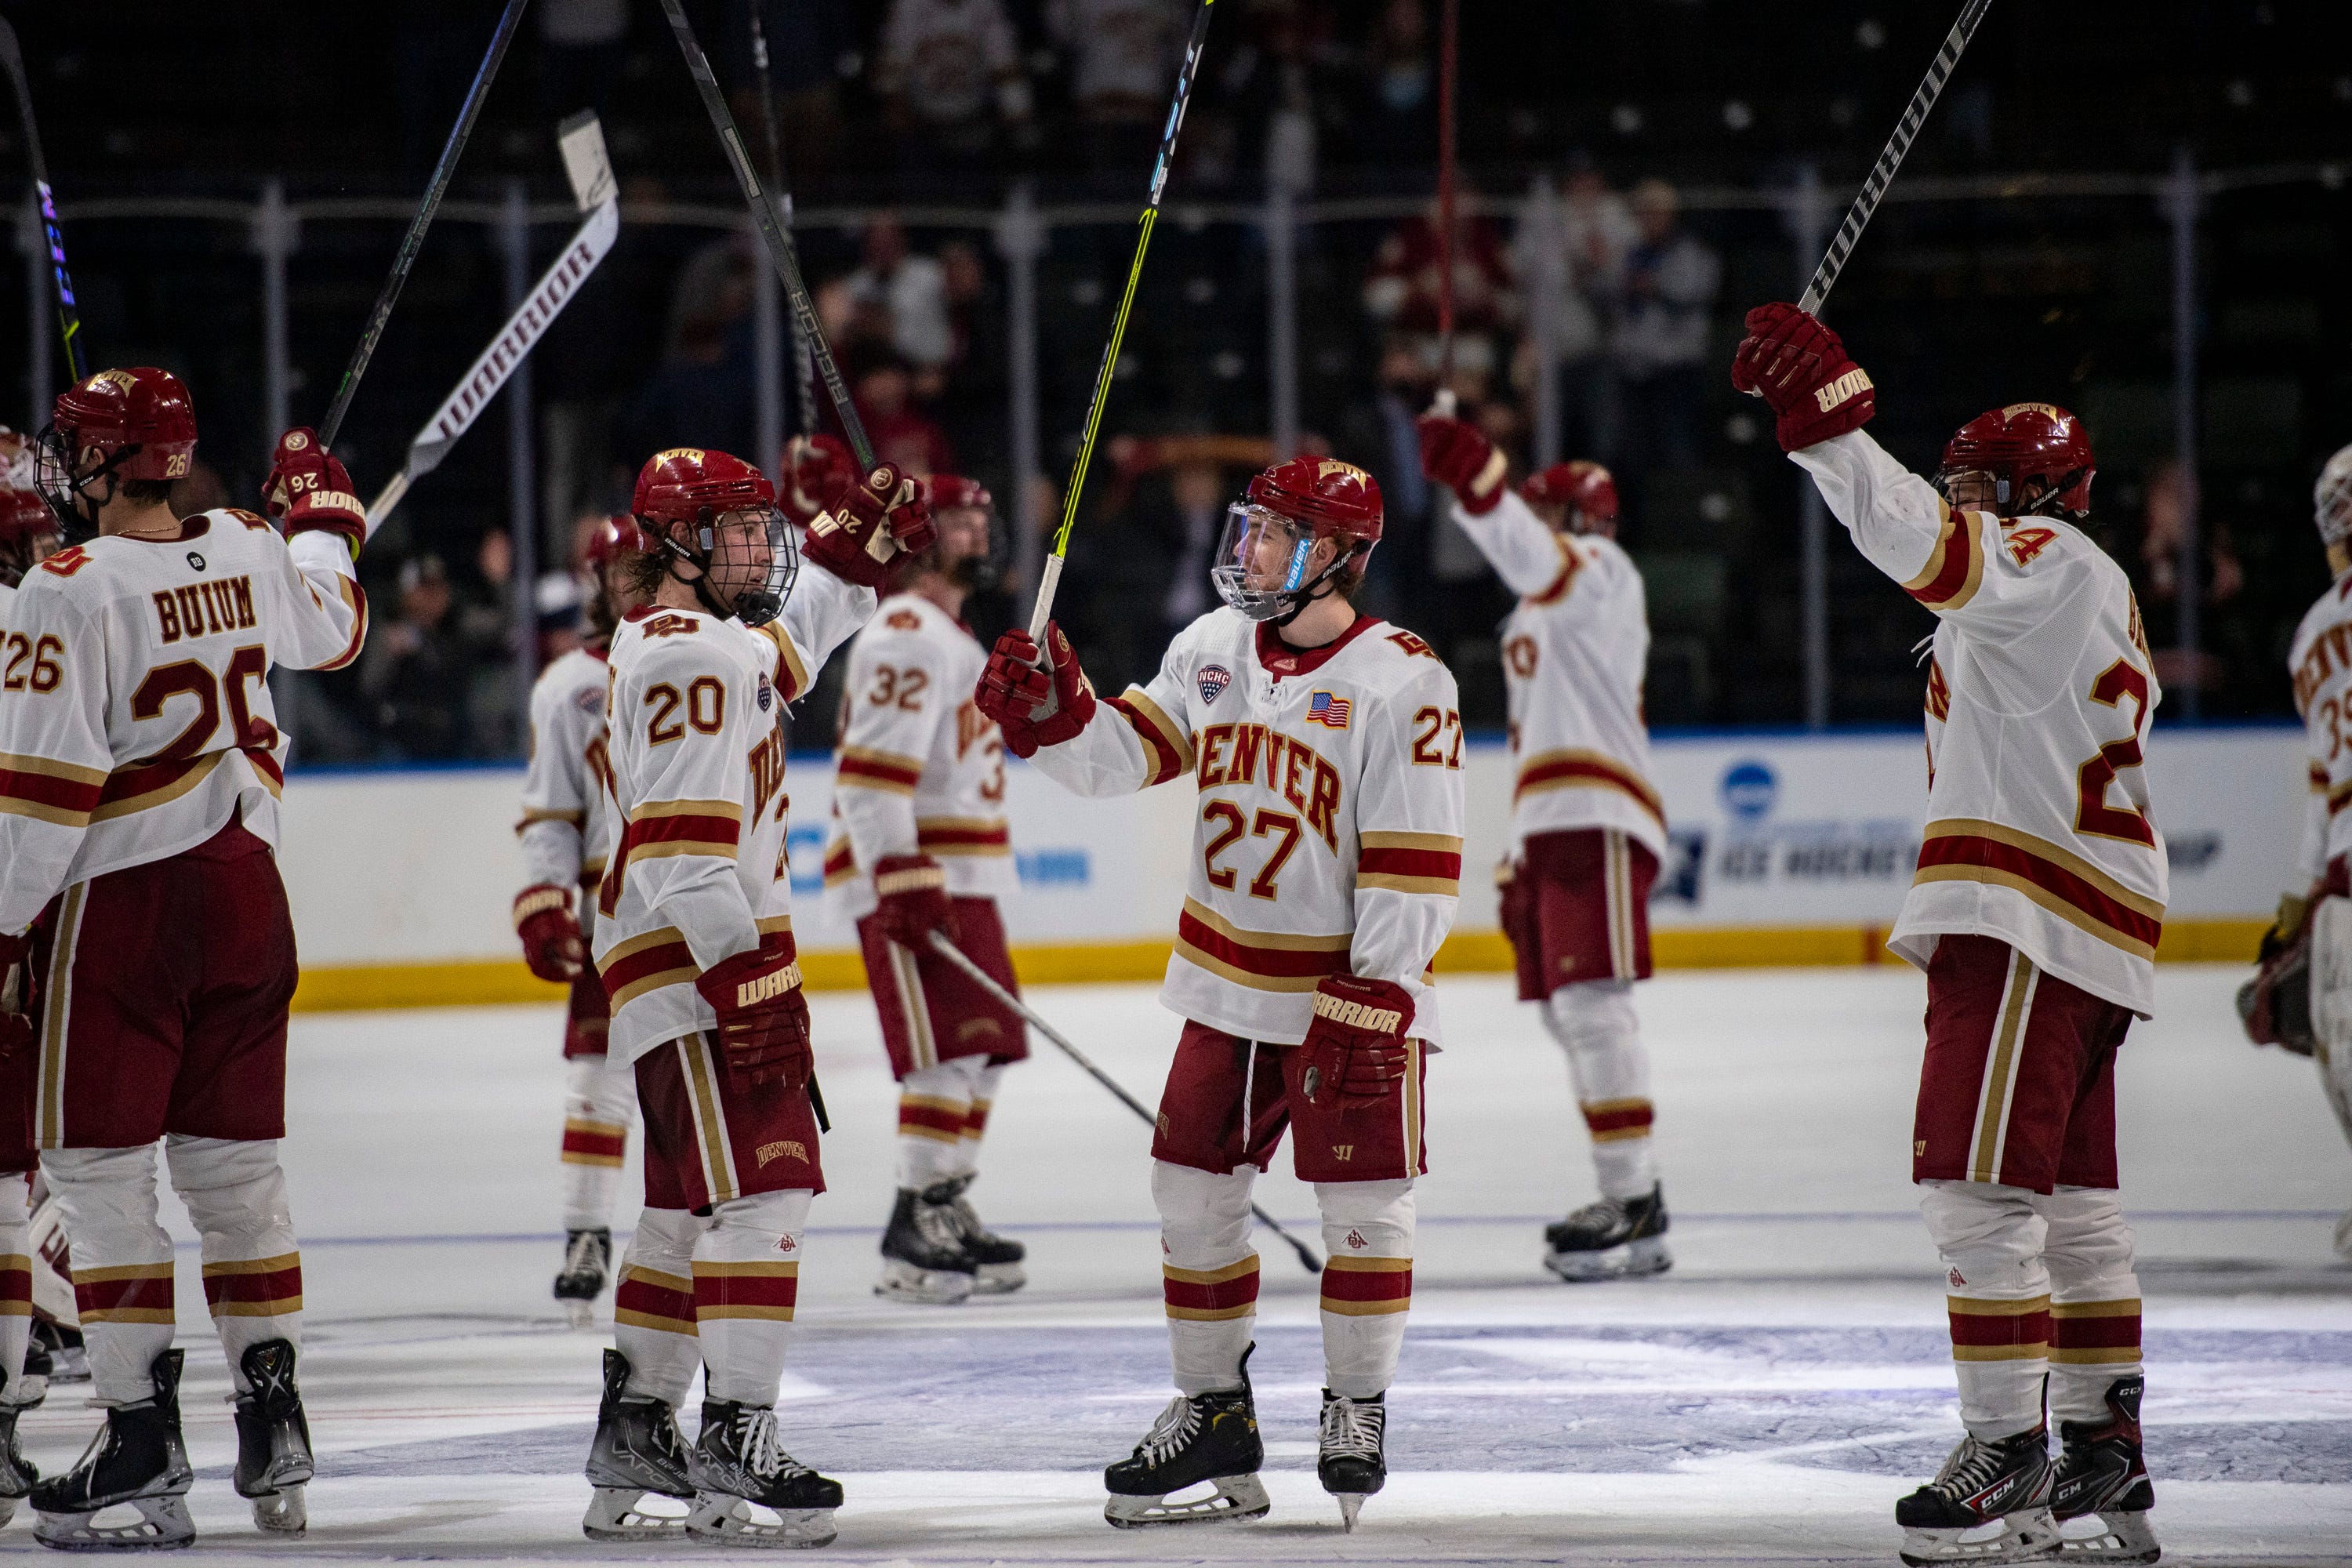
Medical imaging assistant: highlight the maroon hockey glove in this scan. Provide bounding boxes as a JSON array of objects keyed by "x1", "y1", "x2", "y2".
[
  {"x1": 262, "y1": 427, "x2": 366, "y2": 550},
  {"x1": 695, "y1": 932, "x2": 813, "y2": 1092},
  {"x1": 873, "y1": 854, "x2": 959, "y2": 949},
  {"x1": 1417, "y1": 413, "x2": 1509, "y2": 515},
  {"x1": 1298, "y1": 975, "x2": 1417, "y2": 1109},
  {"x1": 513, "y1": 884, "x2": 585, "y2": 984},
  {"x1": 0, "y1": 930, "x2": 33, "y2": 1061},
  {"x1": 975, "y1": 623, "x2": 1095, "y2": 758},
  {"x1": 1730, "y1": 303, "x2": 1875, "y2": 452},
  {"x1": 804, "y1": 463, "x2": 937, "y2": 588},
  {"x1": 1495, "y1": 858, "x2": 1534, "y2": 962}
]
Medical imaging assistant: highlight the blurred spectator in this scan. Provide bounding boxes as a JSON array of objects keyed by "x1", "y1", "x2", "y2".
[
  {"x1": 1047, "y1": 0, "x2": 1185, "y2": 176},
  {"x1": 1346, "y1": 0, "x2": 1437, "y2": 173},
  {"x1": 537, "y1": 0, "x2": 628, "y2": 125},
  {"x1": 2138, "y1": 460, "x2": 2243, "y2": 694},
  {"x1": 361, "y1": 556, "x2": 470, "y2": 760},
  {"x1": 459, "y1": 531, "x2": 521, "y2": 750},
  {"x1": 615, "y1": 236, "x2": 759, "y2": 470},
  {"x1": 1512, "y1": 155, "x2": 1635, "y2": 462},
  {"x1": 845, "y1": 217, "x2": 955, "y2": 376},
  {"x1": 728, "y1": 0, "x2": 855, "y2": 177},
  {"x1": 1610, "y1": 179, "x2": 1721, "y2": 492},
  {"x1": 850, "y1": 348, "x2": 956, "y2": 477},
  {"x1": 1361, "y1": 195, "x2": 1519, "y2": 388},
  {"x1": 877, "y1": 0, "x2": 1032, "y2": 169},
  {"x1": 1212, "y1": 0, "x2": 1334, "y2": 190},
  {"x1": 1337, "y1": 339, "x2": 1439, "y2": 620}
]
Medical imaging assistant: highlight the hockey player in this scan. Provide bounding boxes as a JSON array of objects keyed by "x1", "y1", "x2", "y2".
[
  {"x1": 1414, "y1": 433, "x2": 1672, "y2": 1280},
  {"x1": 782, "y1": 433, "x2": 857, "y2": 528},
  {"x1": 0, "y1": 429, "x2": 61, "y2": 608},
  {"x1": 517, "y1": 515, "x2": 652, "y2": 1324},
  {"x1": 0, "y1": 368, "x2": 370, "y2": 1548},
  {"x1": 2272, "y1": 441, "x2": 2352, "y2": 1259},
  {"x1": 976, "y1": 458, "x2": 1465, "y2": 1532},
  {"x1": 824, "y1": 475, "x2": 1029, "y2": 1305},
  {"x1": 580, "y1": 447, "x2": 931, "y2": 1548},
  {"x1": 1735, "y1": 306, "x2": 2164, "y2": 1566}
]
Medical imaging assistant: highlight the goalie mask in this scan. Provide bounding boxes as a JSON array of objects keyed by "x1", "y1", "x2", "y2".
[
  {"x1": 34, "y1": 366, "x2": 199, "y2": 542},
  {"x1": 1935, "y1": 403, "x2": 2095, "y2": 524},
  {"x1": 913, "y1": 474, "x2": 1005, "y2": 594},
  {"x1": 630, "y1": 448, "x2": 797, "y2": 628},
  {"x1": 1210, "y1": 456, "x2": 1383, "y2": 625},
  {"x1": 2315, "y1": 443, "x2": 2352, "y2": 561}
]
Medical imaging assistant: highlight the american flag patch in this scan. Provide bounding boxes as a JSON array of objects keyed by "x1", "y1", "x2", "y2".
[{"x1": 1306, "y1": 690, "x2": 1352, "y2": 729}]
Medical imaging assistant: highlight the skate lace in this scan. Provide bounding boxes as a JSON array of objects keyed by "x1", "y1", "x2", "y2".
[
  {"x1": 1135, "y1": 1396, "x2": 1203, "y2": 1468},
  {"x1": 1564, "y1": 1196, "x2": 1628, "y2": 1232},
  {"x1": 729, "y1": 1406, "x2": 811, "y2": 1483},
  {"x1": 914, "y1": 1198, "x2": 968, "y2": 1250},
  {"x1": 1319, "y1": 1396, "x2": 1385, "y2": 1459},
  {"x1": 1927, "y1": 1433, "x2": 2008, "y2": 1500},
  {"x1": 562, "y1": 1230, "x2": 604, "y2": 1276}
]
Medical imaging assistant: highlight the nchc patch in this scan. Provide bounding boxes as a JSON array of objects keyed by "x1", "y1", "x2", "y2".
[{"x1": 1197, "y1": 663, "x2": 1232, "y2": 705}]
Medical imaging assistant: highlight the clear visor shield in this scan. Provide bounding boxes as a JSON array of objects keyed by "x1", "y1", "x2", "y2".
[
  {"x1": 702, "y1": 504, "x2": 799, "y2": 628},
  {"x1": 1210, "y1": 503, "x2": 1328, "y2": 622}
]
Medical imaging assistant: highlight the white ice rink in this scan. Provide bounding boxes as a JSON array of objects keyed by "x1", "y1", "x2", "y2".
[{"x1": 13, "y1": 964, "x2": 2350, "y2": 1564}]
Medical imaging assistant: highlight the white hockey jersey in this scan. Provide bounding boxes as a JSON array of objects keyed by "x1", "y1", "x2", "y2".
[
  {"x1": 1452, "y1": 490, "x2": 1665, "y2": 858},
  {"x1": 823, "y1": 591, "x2": 1014, "y2": 922},
  {"x1": 0, "y1": 510, "x2": 367, "y2": 936},
  {"x1": 1029, "y1": 609, "x2": 1465, "y2": 1045},
  {"x1": 2288, "y1": 573, "x2": 2352, "y2": 888},
  {"x1": 591, "y1": 571, "x2": 875, "y2": 1062},
  {"x1": 518, "y1": 645, "x2": 619, "y2": 895},
  {"x1": 1794, "y1": 430, "x2": 2168, "y2": 1015}
]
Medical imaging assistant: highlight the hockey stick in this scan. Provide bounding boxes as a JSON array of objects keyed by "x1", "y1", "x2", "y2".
[
  {"x1": 318, "y1": 0, "x2": 529, "y2": 451},
  {"x1": 1797, "y1": 0, "x2": 1993, "y2": 314},
  {"x1": 1027, "y1": 0, "x2": 1219, "y2": 638},
  {"x1": 747, "y1": 6, "x2": 817, "y2": 438},
  {"x1": 365, "y1": 114, "x2": 620, "y2": 539},
  {"x1": 655, "y1": 0, "x2": 871, "y2": 466},
  {"x1": 0, "y1": 15, "x2": 85, "y2": 383},
  {"x1": 1433, "y1": 0, "x2": 1458, "y2": 393},
  {"x1": 924, "y1": 931, "x2": 1323, "y2": 1275}
]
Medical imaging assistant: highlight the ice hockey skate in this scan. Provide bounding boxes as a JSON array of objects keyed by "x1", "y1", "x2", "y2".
[
  {"x1": 1896, "y1": 1425, "x2": 2061, "y2": 1566},
  {"x1": 554, "y1": 1226, "x2": 612, "y2": 1327},
  {"x1": 1544, "y1": 1184, "x2": 1671, "y2": 1280},
  {"x1": 31, "y1": 1348, "x2": 196, "y2": 1552},
  {"x1": 2052, "y1": 1375, "x2": 2160, "y2": 1563},
  {"x1": 1318, "y1": 1388, "x2": 1388, "y2": 1532},
  {"x1": 0, "y1": 1369, "x2": 38, "y2": 1527},
  {"x1": 876, "y1": 1188, "x2": 976, "y2": 1305},
  {"x1": 684, "y1": 1399, "x2": 843, "y2": 1548},
  {"x1": 230, "y1": 1339, "x2": 313, "y2": 1535},
  {"x1": 581, "y1": 1349, "x2": 695, "y2": 1541},
  {"x1": 923, "y1": 1174, "x2": 1026, "y2": 1294},
  {"x1": 1103, "y1": 1346, "x2": 1268, "y2": 1528}
]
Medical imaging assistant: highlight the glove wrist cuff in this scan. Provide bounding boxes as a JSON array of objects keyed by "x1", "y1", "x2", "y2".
[
  {"x1": 875, "y1": 861, "x2": 948, "y2": 896},
  {"x1": 513, "y1": 885, "x2": 573, "y2": 929},
  {"x1": 1461, "y1": 446, "x2": 1509, "y2": 513}
]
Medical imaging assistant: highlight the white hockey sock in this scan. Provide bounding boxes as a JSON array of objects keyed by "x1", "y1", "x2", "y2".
[
  {"x1": 0, "y1": 1173, "x2": 30, "y2": 1406},
  {"x1": 167, "y1": 1136, "x2": 301, "y2": 1392},
  {"x1": 1543, "y1": 982, "x2": 1657, "y2": 1199},
  {"x1": 614, "y1": 1205, "x2": 705, "y2": 1408},
  {"x1": 1922, "y1": 1180, "x2": 2052, "y2": 1437},
  {"x1": 1153, "y1": 1160, "x2": 1259, "y2": 1396},
  {"x1": 959, "y1": 1062, "x2": 1009, "y2": 1179},
  {"x1": 561, "y1": 1054, "x2": 635, "y2": 1232},
  {"x1": 41, "y1": 1145, "x2": 176, "y2": 1406},
  {"x1": 2040, "y1": 1185, "x2": 2143, "y2": 1425},
  {"x1": 1316, "y1": 1179, "x2": 1414, "y2": 1399},
  {"x1": 895, "y1": 1058, "x2": 980, "y2": 1191},
  {"x1": 695, "y1": 1188, "x2": 811, "y2": 1407}
]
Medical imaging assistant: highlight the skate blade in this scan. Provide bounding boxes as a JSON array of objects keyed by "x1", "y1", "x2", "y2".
[
  {"x1": 2054, "y1": 1508, "x2": 2160, "y2": 1564},
  {"x1": 15, "y1": 1373, "x2": 47, "y2": 1409},
  {"x1": 562, "y1": 1298, "x2": 598, "y2": 1330},
  {"x1": 33, "y1": 1493, "x2": 198, "y2": 1552},
  {"x1": 1104, "y1": 1474, "x2": 1271, "y2": 1528},
  {"x1": 582, "y1": 1485, "x2": 693, "y2": 1541},
  {"x1": 684, "y1": 1493, "x2": 837, "y2": 1548},
  {"x1": 1900, "y1": 1508, "x2": 2061, "y2": 1566},
  {"x1": 249, "y1": 1484, "x2": 307, "y2": 1536},
  {"x1": 874, "y1": 1259, "x2": 974, "y2": 1305},
  {"x1": 1544, "y1": 1236, "x2": 1671, "y2": 1282},
  {"x1": 1335, "y1": 1493, "x2": 1366, "y2": 1532},
  {"x1": 973, "y1": 1262, "x2": 1026, "y2": 1295}
]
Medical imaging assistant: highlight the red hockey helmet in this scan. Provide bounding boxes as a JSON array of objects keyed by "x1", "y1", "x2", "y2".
[
  {"x1": 781, "y1": 433, "x2": 856, "y2": 526},
  {"x1": 908, "y1": 473, "x2": 1004, "y2": 593},
  {"x1": 1520, "y1": 460, "x2": 1619, "y2": 538},
  {"x1": 630, "y1": 448, "x2": 797, "y2": 626},
  {"x1": 585, "y1": 512, "x2": 648, "y2": 570},
  {"x1": 1936, "y1": 403, "x2": 2096, "y2": 523},
  {"x1": 1213, "y1": 457, "x2": 1384, "y2": 622},
  {"x1": 0, "y1": 430, "x2": 57, "y2": 584},
  {"x1": 35, "y1": 367, "x2": 199, "y2": 539}
]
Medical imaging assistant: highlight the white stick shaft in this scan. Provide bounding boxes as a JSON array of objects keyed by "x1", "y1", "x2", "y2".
[
  {"x1": 364, "y1": 471, "x2": 411, "y2": 541},
  {"x1": 1028, "y1": 551, "x2": 1067, "y2": 641}
]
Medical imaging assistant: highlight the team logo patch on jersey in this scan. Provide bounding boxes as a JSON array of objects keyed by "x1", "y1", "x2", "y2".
[
  {"x1": 572, "y1": 686, "x2": 603, "y2": 714},
  {"x1": 887, "y1": 608, "x2": 923, "y2": 631},
  {"x1": 1197, "y1": 664, "x2": 1232, "y2": 705},
  {"x1": 1306, "y1": 690, "x2": 1352, "y2": 729},
  {"x1": 186, "y1": 552, "x2": 205, "y2": 572},
  {"x1": 757, "y1": 675, "x2": 773, "y2": 712}
]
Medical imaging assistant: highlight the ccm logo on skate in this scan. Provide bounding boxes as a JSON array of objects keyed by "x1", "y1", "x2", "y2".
[
  {"x1": 755, "y1": 1140, "x2": 808, "y2": 1167},
  {"x1": 1813, "y1": 368, "x2": 1872, "y2": 413},
  {"x1": 733, "y1": 964, "x2": 804, "y2": 1006},
  {"x1": 1312, "y1": 993, "x2": 1403, "y2": 1033}
]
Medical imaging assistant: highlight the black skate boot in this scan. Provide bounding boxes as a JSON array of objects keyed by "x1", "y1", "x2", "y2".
[
  {"x1": 582, "y1": 1348, "x2": 695, "y2": 1541},
  {"x1": 1543, "y1": 1183, "x2": 1671, "y2": 1281},
  {"x1": 230, "y1": 1339, "x2": 313, "y2": 1535},
  {"x1": 33, "y1": 1320, "x2": 89, "y2": 1385},
  {"x1": 2052, "y1": 1376, "x2": 2159, "y2": 1564},
  {"x1": 876, "y1": 1188, "x2": 976, "y2": 1305},
  {"x1": 923, "y1": 1174, "x2": 1026, "y2": 1294},
  {"x1": 554, "y1": 1227, "x2": 612, "y2": 1328},
  {"x1": 31, "y1": 1348, "x2": 196, "y2": 1551},
  {"x1": 1103, "y1": 1345, "x2": 1268, "y2": 1527},
  {"x1": 1318, "y1": 1389, "x2": 1387, "y2": 1532},
  {"x1": 1896, "y1": 1425, "x2": 2060, "y2": 1566},
  {"x1": 19, "y1": 1332, "x2": 49, "y2": 1409},
  {"x1": 0, "y1": 1368, "x2": 39, "y2": 1528},
  {"x1": 684, "y1": 1399, "x2": 843, "y2": 1548}
]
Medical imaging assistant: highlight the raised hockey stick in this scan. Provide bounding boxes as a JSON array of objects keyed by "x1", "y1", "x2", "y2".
[
  {"x1": 924, "y1": 931, "x2": 1323, "y2": 1275},
  {"x1": 319, "y1": 0, "x2": 530, "y2": 450},
  {"x1": 1433, "y1": 0, "x2": 1458, "y2": 392},
  {"x1": 655, "y1": 0, "x2": 871, "y2": 466},
  {"x1": 1027, "y1": 0, "x2": 1219, "y2": 638},
  {"x1": 747, "y1": 5, "x2": 817, "y2": 438},
  {"x1": 0, "y1": 15, "x2": 86, "y2": 383},
  {"x1": 1797, "y1": 0, "x2": 1994, "y2": 314},
  {"x1": 365, "y1": 114, "x2": 620, "y2": 539}
]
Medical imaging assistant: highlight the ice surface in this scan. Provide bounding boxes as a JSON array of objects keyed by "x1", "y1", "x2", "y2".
[{"x1": 16, "y1": 965, "x2": 2348, "y2": 1563}]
